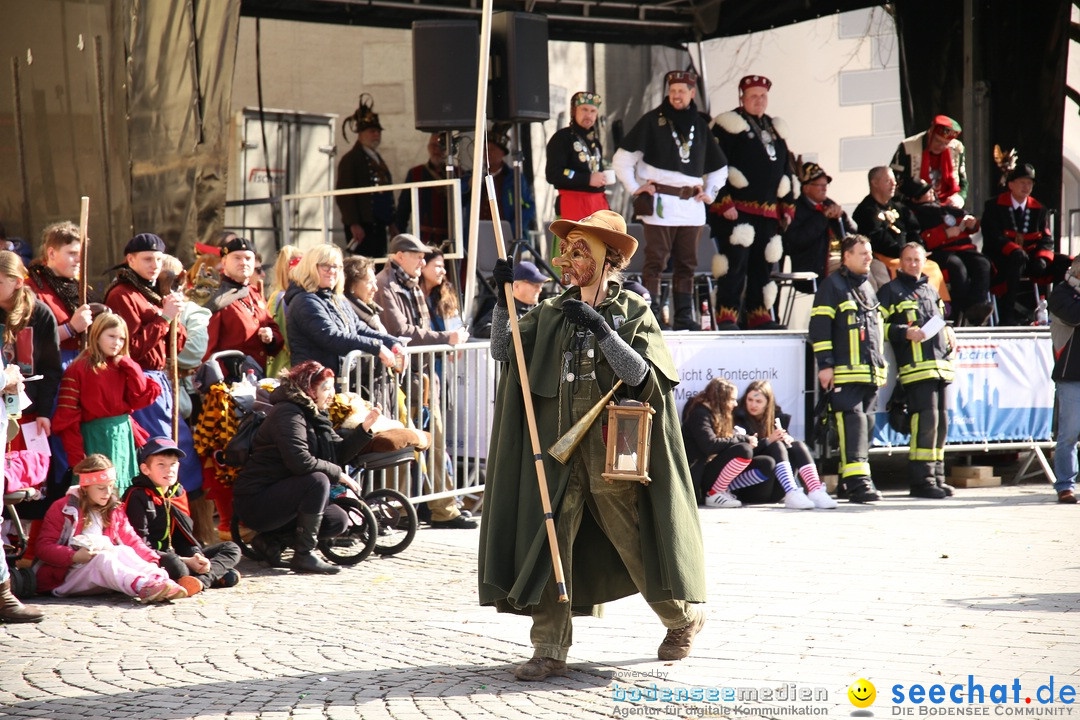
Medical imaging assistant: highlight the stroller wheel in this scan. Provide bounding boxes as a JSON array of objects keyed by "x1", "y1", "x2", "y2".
[
  {"x1": 231, "y1": 513, "x2": 289, "y2": 567},
  {"x1": 318, "y1": 496, "x2": 377, "y2": 565},
  {"x1": 364, "y1": 489, "x2": 418, "y2": 556}
]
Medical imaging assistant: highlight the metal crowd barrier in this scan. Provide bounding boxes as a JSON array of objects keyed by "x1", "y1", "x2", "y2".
[{"x1": 338, "y1": 341, "x2": 501, "y2": 508}]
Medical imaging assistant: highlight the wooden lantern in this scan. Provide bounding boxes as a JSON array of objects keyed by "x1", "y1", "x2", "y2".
[{"x1": 602, "y1": 400, "x2": 655, "y2": 485}]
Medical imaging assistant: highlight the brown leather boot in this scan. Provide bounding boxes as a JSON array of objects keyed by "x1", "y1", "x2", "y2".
[
  {"x1": 658, "y1": 609, "x2": 705, "y2": 660},
  {"x1": 0, "y1": 578, "x2": 44, "y2": 623},
  {"x1": 513, "y1": 656, "x2": 567, "y2": 681}
]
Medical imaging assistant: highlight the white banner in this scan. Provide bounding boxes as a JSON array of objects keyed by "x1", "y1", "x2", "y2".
[
  {"x1": 666, "y1": 333, "x2": 809, "y2": 439},
  {"x1": 872, "y1": 332, "x2": 1054, "y2": 446}
]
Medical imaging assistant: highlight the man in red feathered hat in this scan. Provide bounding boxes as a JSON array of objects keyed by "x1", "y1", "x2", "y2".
[
  {"x1": 980, "y1": 163, "x2": 1072, "y2": 325},
  {"x1": 890, "y1": 115, "x2": 967, "y2": 210}
]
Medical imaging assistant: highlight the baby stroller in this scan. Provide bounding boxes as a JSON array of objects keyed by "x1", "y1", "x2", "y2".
[
  {"x1": 226, "y1": 352, "x2": 420, "y2": 567},
  {"x1": 3, "y1": 449, "x2": 51, "y2": 597},
  {"x1": 335, "y1": 349, "x2": 421, "y2": 558},
  {"x1": 191, "y1": 350, "x2": 267, "y2": 544}
]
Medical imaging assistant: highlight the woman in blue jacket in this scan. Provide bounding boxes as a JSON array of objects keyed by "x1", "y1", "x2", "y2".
[{"x1": 284, "y1": 244, "x2": 400, "y2": 375}]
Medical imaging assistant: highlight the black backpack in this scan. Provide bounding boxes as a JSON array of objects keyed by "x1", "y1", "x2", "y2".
[{"x1": 221, "y1": 408, "x2": 267, "y2": 467}]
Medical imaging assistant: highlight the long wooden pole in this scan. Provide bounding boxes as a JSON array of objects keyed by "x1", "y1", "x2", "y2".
[
  {"x1": 485, "y1": 175, "x2": 568, "y2": 603},
  {"x1": 169, "y1": 318, "x2": 179, "y2": 440},
  {"x1": 77, "y1": 196, "x2": 90, "y2": 351},
  {"x1": 462, "y1": 0, "x2": 495, "y2": 323},
  {"x1": 77, "y1": 197, "x2": 89, "y2": 305}
]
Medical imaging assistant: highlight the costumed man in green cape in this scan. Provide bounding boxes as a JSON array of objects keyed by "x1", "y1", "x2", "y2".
[{"x1": 477, "y1": 209, "x2": 707, "y2": 681}]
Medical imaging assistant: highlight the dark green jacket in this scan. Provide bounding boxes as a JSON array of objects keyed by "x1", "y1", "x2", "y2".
[{"x1": 477, "y1": 283, "x2": 706, "y2": 615}]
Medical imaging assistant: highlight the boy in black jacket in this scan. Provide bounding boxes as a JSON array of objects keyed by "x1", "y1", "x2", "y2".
[{"x1": 123, "y1": 437, "x2": 242, "y2": 592}]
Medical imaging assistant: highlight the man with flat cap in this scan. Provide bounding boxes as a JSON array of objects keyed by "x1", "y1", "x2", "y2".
[
  {"x1": 546, "y1": 91, "x2": 611, "y2": 222},
  {"x1": 479, "y1": 209, "x2": 705, "y2": 680},
  {"x1": 891, "y1": 115, "x2": 967, "y2": 209},
  {"x1": 709, "y1": 74, "x2": 797, "y2": 330},
  {"x1": 612, "y1": 70, "x2": 727, "y2": 330},
  {"x1": 337, "y1": 96, "x2": 396, "y2": 258},
  {"x1": 104, "y1": 233, "x2": 202, "y2": 494},
  {"x1": 980, "y1": 162, "x2": 1071, "y2": 325}
]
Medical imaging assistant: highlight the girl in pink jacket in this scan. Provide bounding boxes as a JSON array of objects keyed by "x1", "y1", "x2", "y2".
[{"x1": 34, "y1": 454, "x2": 191, "y2": 602}]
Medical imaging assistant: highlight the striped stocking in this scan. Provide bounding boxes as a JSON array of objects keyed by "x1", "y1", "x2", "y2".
[
  {"x1": 797, "y1": 463, "x2": 823, "y2": 493},
  {"x1": 708, "y1": 456, "x2": 752, "y2": 495}
]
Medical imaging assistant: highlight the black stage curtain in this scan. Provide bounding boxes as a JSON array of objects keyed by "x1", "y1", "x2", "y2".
[{"x1": 895, "y1": 1, "x2": 1071, "y2": 215}]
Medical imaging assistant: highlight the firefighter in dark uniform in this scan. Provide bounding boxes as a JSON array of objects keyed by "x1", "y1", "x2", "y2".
[
  {"x1": 980, "y1": 163, "x2": 1071, "y2": 325},
  {"x1": 878, "y1": 242, "x2": 956, "y2": 499},
  {"x1": 709, "y1": 74, "x2": 797, "y2": 330},
  {"x1": 809, "y1": 235, "x2": 887, "y2": 503}
]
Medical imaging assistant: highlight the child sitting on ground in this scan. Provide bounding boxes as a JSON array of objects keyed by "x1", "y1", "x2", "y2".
[
  {"x1": 34, "y1": 454, "x2": 190, "y2": 602},
  {"x1": 122, "y1": 437, "x2": 242, "y2": 592}
]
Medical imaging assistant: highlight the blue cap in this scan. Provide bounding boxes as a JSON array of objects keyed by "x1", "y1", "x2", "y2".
[
  {"x1": 513, "y1": 261, "x2": 549, "y2": 284},
  {"x1": 137, "y1": 436, "x2": 187, "y2": 465}
]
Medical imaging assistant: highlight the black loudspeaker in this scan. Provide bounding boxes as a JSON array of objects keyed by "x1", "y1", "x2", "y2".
[
  {"x1": 490, "y1": 12, "x2": 549, "y2": 123},
  {"x1": 412, "y1": 20, "x2": 479, "y2": 132}
]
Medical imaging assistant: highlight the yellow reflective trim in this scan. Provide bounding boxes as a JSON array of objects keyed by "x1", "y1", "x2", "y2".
[{"x1": 841, "y1": 462, "x2": 871, "y2": 478}]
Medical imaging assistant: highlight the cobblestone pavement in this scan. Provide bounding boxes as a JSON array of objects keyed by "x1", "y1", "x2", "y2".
[{"x1": 2, "y1": 478, "x2": 1078, "y2": 719}]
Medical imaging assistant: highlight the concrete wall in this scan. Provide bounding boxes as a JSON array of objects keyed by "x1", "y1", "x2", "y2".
[
  {"x1": 701, "y1": 7, "x2": 903, "y2": 214},
  {"x1": 231, "y1": 18, "x2": 431, "y2": 202}
]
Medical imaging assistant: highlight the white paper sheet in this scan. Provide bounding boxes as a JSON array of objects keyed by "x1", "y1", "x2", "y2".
[
  {"x1": 20, "y1": 421, "x2": 52, "y2": 456},
  {"x1": 920, "y1": 314, "x2": 946, "y2": 340}
]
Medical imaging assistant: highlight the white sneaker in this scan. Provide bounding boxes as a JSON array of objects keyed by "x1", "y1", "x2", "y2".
[
  {"x1": 783, "y1": 490, "x2": 815, "y2": 510},
  {"x1": 705, "y1": 490, "x2": 742, "y2": 508},
  {"x1": 807, "y1": 488, "x2": 838, "y2": 509}
]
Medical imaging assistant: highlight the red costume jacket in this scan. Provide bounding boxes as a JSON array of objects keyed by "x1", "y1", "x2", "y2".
[
  {"x1": 51, "y1": 355, "x2": 161, "y2": 466},
  {"x1": 980, "y1": 192, "x2": 1054, "y2": 265},
  {"x1": 35, "y1": 491, "x2": 161, "y2": 592},
  {"x1": 27, "y1": 268, "x2": 80, "y2": 354},
  {"x1": 203, "y1": 278, "x2": 284, "y2": 366},
  {"x1": 910, "y1": 201, "x2": 979, "y2": 254},
  {"x1": 104, "y1": 279, "x2": 187, "y2": 371}
]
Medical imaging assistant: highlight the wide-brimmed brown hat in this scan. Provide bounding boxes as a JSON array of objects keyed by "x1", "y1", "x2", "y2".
[{"x1": 549, "y1": 210, "x2": 638, "y2": 260}]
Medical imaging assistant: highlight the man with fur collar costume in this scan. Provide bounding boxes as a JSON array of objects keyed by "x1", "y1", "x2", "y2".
[
  {"x1": 709, "y1": 75, "x2": 796, "y2": 330},
  {"x1": 980, "y1": 162, "x2": 1071, "y2": 325},
  {"x1": 479, "y1": 210, "x2": 706, "y2": 681},
  {"x1": 612, "y1": 70, "x2": 727, "y2": 330},
  {"x1": 890, "y1": 115, "x2": 967, "y2": 210}
]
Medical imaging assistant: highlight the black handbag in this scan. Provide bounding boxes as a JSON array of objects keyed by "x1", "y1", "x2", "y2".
[
  {"x1": 811, "y1": 393, "x2": 838, "y2": 450},
  {"x1": 886, "y1": 383, "x2": 911, "y2": 435}
]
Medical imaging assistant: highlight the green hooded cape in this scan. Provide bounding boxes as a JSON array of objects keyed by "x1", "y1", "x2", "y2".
[{"x1": 477, "y1": 283, "x2": 707, "y2": 616}]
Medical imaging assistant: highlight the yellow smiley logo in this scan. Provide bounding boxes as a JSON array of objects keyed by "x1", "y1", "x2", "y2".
[{"x1": 848, "y1": 678, "x2": 876, "y2": 708}]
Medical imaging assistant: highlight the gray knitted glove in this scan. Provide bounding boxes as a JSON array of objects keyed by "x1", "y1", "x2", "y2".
[
  {"x1": 598, "y1": 332, "x2": 648, "y2": 386},
  {"x1": 489, "y1": 304, "x2": 512, "y2": 362}
]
